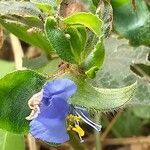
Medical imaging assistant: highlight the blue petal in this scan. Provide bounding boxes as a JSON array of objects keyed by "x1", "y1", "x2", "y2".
[
  {"x1": 30, "y1": 118, "x2": 69, "y2": 143},
  {"x1": 29, "y1": 78, "x2": 77, "y2": 143},
  {"x1": 39, "y1": 96, "x2": 69, "y2": 119},
  {"x1": 42, "y1": 78, "x2": 77, "y2": 101}
]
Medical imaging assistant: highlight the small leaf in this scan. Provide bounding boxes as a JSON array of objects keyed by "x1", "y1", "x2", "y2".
[
  {"x1": 0, "y1": 129, "x2": 25, "y2": 150},
  {"x1": 0, "y1": 70, "x2": 46, "y2": 133},
  {"x1": 0, "y1": 18, "x2": 53, "y2": 54},
  {"x1": 63, "y1": 12, "x2": 103, "y2": 37},
  {"x1": 45, "y1": 17, "x2": 76, "y2": 63},
  {"x1": 66, "y1": 26, "x2": 83, "y2": 63},
  {"x1": 69, "y1": 77, "x2": 137, "y2": 111},
  {"x1": 75, "y1": 25, "x2": 87, "y2": 52},
  {"x1": 84, "y1": 40, "x2": 105, "y2": 78}
]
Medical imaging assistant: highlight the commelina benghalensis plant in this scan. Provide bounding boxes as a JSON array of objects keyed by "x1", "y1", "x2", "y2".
[{"x1": 0, "y1": 0, "x2": 142, "y2": 149}]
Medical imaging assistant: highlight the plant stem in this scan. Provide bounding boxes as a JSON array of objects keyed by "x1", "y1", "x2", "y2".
[
  {"x1": 10, "y1": 34, "x2": 24, "y2": 70},
  {"x1": 95, "y1": 113, "x2": 101, "y2": 150}
]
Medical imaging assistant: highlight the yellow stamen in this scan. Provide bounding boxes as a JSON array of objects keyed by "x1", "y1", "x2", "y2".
[
  {"x1": 67, "y1": 125, "x2": 73, "y2": 131},
  {"x1": 67, "y1": 114, "x2": 85, "y2": 138},
  {"x1": 67, "y1": 114, "x2": 80, "y2": 122},
  {"x1": 72, "y1": 125, "x2": 85, "y2": 137}
]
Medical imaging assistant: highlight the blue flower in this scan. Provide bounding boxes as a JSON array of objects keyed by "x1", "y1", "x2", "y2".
[{"x1": 28, "y1": 78, "x2": 102, "y2": 144}]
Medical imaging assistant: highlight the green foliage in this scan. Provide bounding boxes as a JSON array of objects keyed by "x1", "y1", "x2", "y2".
[
  {"x1": 0, "y1": 2, "x2": 53, "y2": 54},
  {"x1": 0, "y1": 0, "x2": 149, "y2": 146},
  {"x1": 0, "y1": 18, "x2": 53, "y2": 54},
  {"x1": 69, "y1": 76, "x2": 137, "y2": 111},
  {"x1": 63, "y1": 12, "x2": 103, "y2": 37},
  {"x1": 30, "y1": 0, "x2": 55, "y2": 14},
  {"x1": 84, "y1": 40, "x2": 105, "y2": 78},
  {"x1": 0, "y1": 70, "x2": 46, "y2": 133},
  {"x1": 0, "y1": 129, "x2": 25, "y2": 150},
  {"x1": 65, "y1": 26, "x2": 84, "y2": 63},
  {"x1": 112, "y1": 0, "x2": 150, "y2": 46},
  {"x1": 0, "y1": 1, "x2": 42, "y2": 16},
  {"x1": 45, "y1": 17, "x2": 76, "y2": 63},
  {"x1": 92, "y1": 34, "x2": 150, "y2": 105}
]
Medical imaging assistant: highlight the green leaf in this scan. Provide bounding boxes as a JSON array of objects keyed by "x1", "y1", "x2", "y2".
[
  {"x1": 84, "y1": 40, "x2": 105, "y2": 78},
  {"x1": 0, "y1": 60, "x2": 15, "y2": 78},
  {"x1": 63, "y1": 12, "x2": 103, "y2": 37},
  {"x1": 111, "y1": 0, "x2": 129, "y2": 7},
  {"x1": 112, "y1": 0, "x2": 150, "y2": 46},
  {"x1": 0, "y1": 129, "x2": 25, "y2": 150},
  {"x1": 30, "y1": 0, "x2": 55, "y2": 13},
  {"x1": 91, "y1": 34, "x2": 150, "y2": 105},
  {"x1": 0, "y1": 1, "x2": 42, "y2": 16},
  {"x1": 0, "y1": 70, "x2": 46, "y2": 133},
  {"x1": 44, "y1": 17, "x2": 76, "y2": 63},
  {"x1": 75, "y1": 25, "x2": 87, "y2": 52},
  {"x1": 34, "y1": 3, "x2": 52, "y2": 14},
  {"x1": 66, "y1": 26, "x2": 83, "y2": 63},
  {"x1": 0, "y1": 19, "x2": 53, "y2": 54},
  {"x1": 69, "y1": 77, "x2": 137, "y2": 111}
]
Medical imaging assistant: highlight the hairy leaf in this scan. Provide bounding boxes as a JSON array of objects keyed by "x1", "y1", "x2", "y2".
[
  {"x1": 84, "y1": 40, "x2": 105, "y2": 78},
  {"x1": 92, "y1": 34, "x2": 150, "y2": 105},
  {"x1": 63, "y1": 12, "x2": 103, "y2": 37},
  {"x1": 45, "y1": 17, "x2": 76, "y2": 63},
  {"x1": 66, "y1": 26, "x2": 84, "y2": 63},
  {"x1": 0, "y1": 1, "x2": 42, "y2": 16},
  {"x1": 69, "y1": 77, "x2": 137, "y2": 111},
  {"x1": 0, "y1": 70, "x2": 46, "y2": 133},
  {"x1": 0, "y1": 19, "x2": 53, "y2": 54}
]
